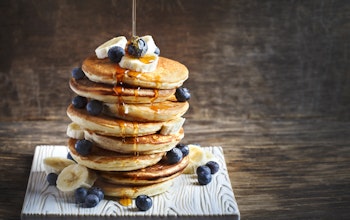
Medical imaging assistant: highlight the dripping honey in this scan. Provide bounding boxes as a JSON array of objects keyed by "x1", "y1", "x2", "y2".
[{"x1": 119, "y1": 196, "x2": 132, "y2": 206}]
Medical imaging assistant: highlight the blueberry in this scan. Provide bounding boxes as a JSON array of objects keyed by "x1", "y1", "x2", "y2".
[
  {"x1": 67, "y1": 152, "x2": 76, "y2": 162},
  {"x1": 72, "y1": 67, "x2": 85, "y2": 80},
  {"x1": 46, "y1": 173, "x2": 58, "y2": 186},
  {"x1": 206, "y1": 161, "x2": 220, "y2": 174},
  {"x1": 72, "y1": 96, "x2": 87, "y2": 109},
  {"x1": 85, "y1": 194, "x2": 100, "y2": 208},
  {"x1": 108, "y1": 46, "x2": 125, "y2": 63},
  {"x1": 127, "y1": 37, "x2": 148, "y2": 58},
  {"x1": 166, "y1": 148, "x2": 183, "y2": 164},
  {"x1": 135, "y1": 195, "x2": 152, "y2": 211},
  {"x1": 175, "y1": 87, "x2": 191, "y2": 102},
  {"x1": 196, "y1": 165, "x2": 211, "y2": 176},
  {"x1": 176, "y1": 143, "x2": 189, "y2": 157},
  {"x1": 75, "y1": 139, "x2": 93, "y2": 156},
  {"x1": 154, "y1": 47, "x2": 160, "y2": 55},
  {"x1": 197, "y1": 170, "x2": 212, "y2": 185},
  {"x1": 88, "y1": 187, "x2": 104, "y2": 202},
  {"x1": 86, "y1": 100, "x2": 103, "y2": 116},
  {"x1": 75, "y1": 187, "x2": 88, "y2": 203}
]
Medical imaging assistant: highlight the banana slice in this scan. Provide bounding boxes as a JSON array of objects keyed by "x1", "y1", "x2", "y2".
[
  {"x1": 183, "y1": 144, "x2": 218, "y2": 174},
  {"x1": 56, "y1": 164, "x2": 97, "y2": 192},
  {"x1": 43, "y1": 157, "x2": 76, "y2": 174},
  {"x1": 205, "y1": 150, "x2": 219, "y2": 163},
  {"x1": 183, "y1": 144, "x2": 205, "y2": 174},
  {"x1": 95, "y1": 36, "x2": 127, "y2": 59},
  {"x1": 66, "y1": 122, "x2": 85, "y2": 139},
  {"x1": 160, "y1": 117, "x2": 185, "y2": 135},
  {"x1": 141, "y1": 35, "x2": 158, "y2": 56},
  {"x1": 119, "y1": 55, "x2": 159, "y2": 72}
]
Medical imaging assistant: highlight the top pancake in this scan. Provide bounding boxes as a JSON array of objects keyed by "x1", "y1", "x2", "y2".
[{"x1": 82, "y1": 56, "x2": 189, "y2": 89}]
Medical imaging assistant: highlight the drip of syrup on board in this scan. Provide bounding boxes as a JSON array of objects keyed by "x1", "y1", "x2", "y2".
[
  {"x1": 119, "y1": 197, "x2": 133, "y2": 206},
  {"x1": 119, "y1": 189, "x2": 133, "y2": 206}
]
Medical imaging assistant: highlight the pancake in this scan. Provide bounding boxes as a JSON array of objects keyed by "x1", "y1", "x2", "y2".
[
  {"x1": 67, "y1": 104, "x2": 185, "y2": 137},
  {"x1": 103, "y1": 100, "x2": 189, "y2": 122},
  {"x1": 68, "y1": 138, "x2": 164, "y2": 171},
  {"x1": 101, "y1": 171, "x2": 181, "y2": 186},
  {"x1": 82, "y1": 56, "x2": 189, "y2": 89},
  {"x1": 69, "y1": 77, "x2": 175, "y2": 104},
  {"x1": 99, "y1": 155, "x2": 189, "y2": 185},
  {"x1": 94, "y1": 178, "x2": 174, "y2": 198},
  {"x1": 67, "y1": 104, "x2": 163, "y2": 137},
  {"x1": 84, "y1": 128, "x2": 184, "y2": 154}
]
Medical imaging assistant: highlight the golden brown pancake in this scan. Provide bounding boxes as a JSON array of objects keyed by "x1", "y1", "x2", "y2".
[
  {"x1": 99, "y1": 155, "x2": 189, "y2": 185},
  {"x1": 69, "y1": 77, "x2": 175, "y2": 104},
  {"x1": 82, "y1": 56, "x2": 189, "y2": 89},
  {"x1": 101, "y1": 171, "x2": 181, "y2": 186},
  {"x1": 94, "y1": 178, "x2": 174, "y2": 198},
  {"x1": 103, "y1": 100, "x2": 189, "y2": 122},
  {"x1": 67, "y1": 104, "x2": 164, "y2": 137},
  {"x1": 84, "y1": 128, "x2": 184, "y2": 154},
  {"x1": 68, "y1": 138, "x2": 164, "y2": 171}
]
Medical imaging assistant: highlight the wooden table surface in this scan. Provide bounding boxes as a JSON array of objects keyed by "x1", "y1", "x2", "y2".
[{"x1": 1, "y1": 0, "x2": 349, "y2": 219}]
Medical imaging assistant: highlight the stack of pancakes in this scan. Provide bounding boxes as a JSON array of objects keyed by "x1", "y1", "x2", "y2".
[{"x1": 67, "y1": 55, "x2": 190, "y2": 198}]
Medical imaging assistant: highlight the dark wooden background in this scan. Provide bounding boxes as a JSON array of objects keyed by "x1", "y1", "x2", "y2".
[{"x1": 1, "y1": 0, "x2": 349, "y2": 219}]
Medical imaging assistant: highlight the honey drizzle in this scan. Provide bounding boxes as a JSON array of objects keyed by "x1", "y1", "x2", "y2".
[
  {"x1": 134, "y1": 87, "x2": 140, "y2": 102},
  {"x1": 119, "y1": 197, "x2": 133, "y2": 206},
  {"x1": 154, "y1": 74, "x2": 161, "y2": 89},
  {"x1": 115, "y1": 0, "x2": 140, "y2": 201},
  {"x1": 114, "y1": 64, "x2": 142, "y2": 155},
  {"x1": 113, "y1": 85, "x2": 124, "y2": 95},
  {"x1": 132, "y1": 122, "x2": 139, "y2": 156},
  {"x1": 119, "y1": 120, "x2": 126, "y2": 139},
  {"x1": 132, "y1": 0, "x2": 137, "y2": 37},
  {"x1": 112, "y1": 85, "x2": 125, "y2": 118},
  {"x1": 150, "y1": 89, "x2": 159, "y2": 103},
  {"x1": 114, "y1": 65, "x2": 127, "y2": 84},
  {"x1": 139, "y1": 55, "x2": 156, "y2": 64},
  {"x1": 113, "y1": 65, "x2": 129, "y2": 140},
  {"x1": 119, "y1": 188, "x2": 132, "y2": 206},
  {"x1": 132, "y1": 122, "x2": 139, "y2": 137}
]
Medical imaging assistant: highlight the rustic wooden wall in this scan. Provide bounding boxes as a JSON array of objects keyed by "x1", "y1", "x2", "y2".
[{"x1": 1, "y1": 0, "x2": 349, "y2": 121}]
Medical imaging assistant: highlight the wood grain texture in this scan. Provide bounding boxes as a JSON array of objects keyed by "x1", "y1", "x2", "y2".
[
  {"x1": 22, "y1": 146, "x2": 238, "y2": 219},
  {"x1": 0, "y1": 0, "x2": 349, "y2": 220},
  {"x1": 0, "y1": 0, "x2": 349, "y2": 121}
]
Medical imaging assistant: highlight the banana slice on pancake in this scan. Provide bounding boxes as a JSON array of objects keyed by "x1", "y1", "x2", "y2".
[
  {"x1": 82, "y1": 56, "x2": 188, "y2": 89},
  {"x1": 84, "y1": 128, "x2": 184, "y2": 154},
  {"x1": 66, "y1": 122, "x2": 85, "y2": 139},
  {"x1": 68, "y1": 138, "x2": 165, "y2": 171},
  {"x1": 69, "y1": 77, "x2": 175, "y2": 104}
]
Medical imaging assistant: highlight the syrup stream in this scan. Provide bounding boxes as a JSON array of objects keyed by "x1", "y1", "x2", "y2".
[
  {"x1": 132, "y1": 0, "x2": 137, "y2": 37},
  {"x1": 117, "y1": 1, "x2": 139, "y2": 206}
]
